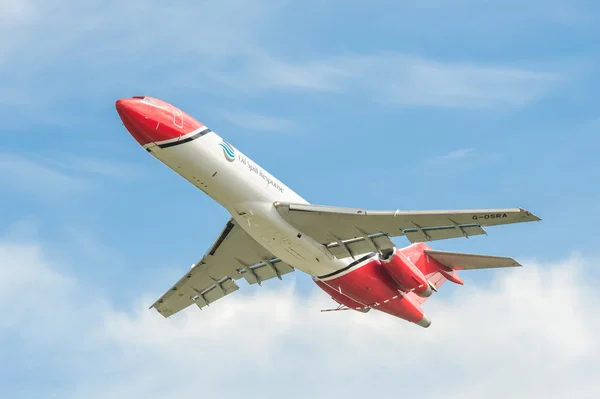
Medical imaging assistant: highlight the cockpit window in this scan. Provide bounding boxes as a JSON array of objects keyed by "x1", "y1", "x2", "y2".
[
  {"x1": 132, "y1": 95, "x2": 165, "y2": 110},
  {"x1": 135, "y1": 96, "x2": 157, "y2": 105},
  {"x1": 132, "y1": 96, "x2": 157, "y2": 105},
  {"x1": 143, "y1": 97, "x2": 157, "y2": 105}
]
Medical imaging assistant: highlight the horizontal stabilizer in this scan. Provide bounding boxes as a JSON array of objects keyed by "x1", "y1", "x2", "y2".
[{"x1": 424, "y1": 249, "x2": 521, "y2": 270}]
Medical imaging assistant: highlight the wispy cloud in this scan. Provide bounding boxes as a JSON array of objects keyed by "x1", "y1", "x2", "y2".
[
  {"x1": 421, "y1": 147, "x2": 475, "y2": 168},
  {"x1": 0, "y1": 0, "x2": 283, "y2": 114},
  {"x1": 0, "y1": 0, "x2": 36, "y2": 25},
  {"x1": 420, "y1": 147, "x2": 507, "y2": 173},
  {"x1": 443, "y1": 148, "x2": 474, "y2": 160},
  {"x1": 221, "y1": 110, "x2": 295, "y2": 133},
  {"x1": 439, "y1": 147, "x2": 474, "y2": 161},
  {"x1": 0, "y1": 152, "x2": 142, "y2": 198},
  {"x1": 368, "y1": 55, "x2": 561, "y2": 109},
  {"x1": 44, "y1": 154, "x2": 144, "y2": 180},
  {"x1": 0, "y1": 152, "x2": 89, "y2": 197},
  {"x1": 1, "y1": 233, "x2": 599, "y2": 398},
  {"x1": 0, "y1": 0, "x2": 568, "y2": 126},
  {"x1": 220, "y1": 53, "x2": 563, "y2": 110}
]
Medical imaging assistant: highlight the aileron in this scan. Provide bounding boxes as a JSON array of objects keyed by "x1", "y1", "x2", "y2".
[{"x1": 326, "y1": 233, "x2": 395, "y2": 258}]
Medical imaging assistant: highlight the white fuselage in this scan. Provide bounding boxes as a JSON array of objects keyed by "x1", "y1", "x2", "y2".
[{"x1": 144, "y1": 127, "x2": 350, "y2": 277}]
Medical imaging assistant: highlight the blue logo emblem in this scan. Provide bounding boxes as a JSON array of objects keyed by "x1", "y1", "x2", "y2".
[{"x1": 219, "y1": 141, "x2": 236, "y2": 161}]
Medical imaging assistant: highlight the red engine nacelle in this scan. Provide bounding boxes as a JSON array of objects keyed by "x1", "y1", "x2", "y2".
[{"x1": 379, "y1": 247, "x2": 433, "y2": 297}]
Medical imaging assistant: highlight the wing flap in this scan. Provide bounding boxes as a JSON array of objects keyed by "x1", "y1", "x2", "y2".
[
  {"x1": 192, "y1": 277, "x2": 240, "y2": 309},
  {"x1": 424, "y1": 249, "x2": 521, "y2": 270},
  {"x1": 326, "y1": 234, "x2": 395, "y2": 258},
  {"x1": 241, "y1": 259, "x2": 295, "y2": 285},
  {"x1": 403, "y1": 224, "x2": 486, "y2": 243}
]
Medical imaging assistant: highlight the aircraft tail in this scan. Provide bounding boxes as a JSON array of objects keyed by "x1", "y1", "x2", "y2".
[{"x1": 399, "y1": 243, "x2": 521, "y2": 305}]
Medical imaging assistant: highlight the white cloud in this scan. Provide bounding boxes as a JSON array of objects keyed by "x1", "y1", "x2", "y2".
[
  {"x1": 1, "y1": 232, "x2": 599, "y2": 398},
  {"x1": 0, "y1": 0, "x2": 36, "y2": 24}
]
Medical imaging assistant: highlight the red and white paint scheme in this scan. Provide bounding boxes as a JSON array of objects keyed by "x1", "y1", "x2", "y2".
[{"x1": 116, "y1": 96, "x2": 542, "y2": 328}]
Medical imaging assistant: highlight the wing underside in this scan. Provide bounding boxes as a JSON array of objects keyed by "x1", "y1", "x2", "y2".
[
  {"x1": 274, "y1": 202, "x2": 540, "y2": 258},
  {"x1": 151, "y1": 219, "x2": 295, "y2": 318}
]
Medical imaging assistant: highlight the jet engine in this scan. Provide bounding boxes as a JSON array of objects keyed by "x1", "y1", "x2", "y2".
[{"x1": 379, "y1": 247, "x2": 434, "y2": 297}]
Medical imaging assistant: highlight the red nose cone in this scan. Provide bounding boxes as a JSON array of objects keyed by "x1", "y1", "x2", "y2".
[
  {"x1": 116, "y1": 98, "x2": 153, "y2": 146},
  {"x1": 116, "y1": 96, "x2": 205, "y2": 147}
]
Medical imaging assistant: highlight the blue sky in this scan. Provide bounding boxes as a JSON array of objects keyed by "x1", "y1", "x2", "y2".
[{"x1": 1, "y1": 1, "x2": 600, "y2": 398}]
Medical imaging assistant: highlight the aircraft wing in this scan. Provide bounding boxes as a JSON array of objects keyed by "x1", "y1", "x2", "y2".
[
  {"x1": 150, "y1": 219, "x2": 295, "y2": 318},
  {"x1": 274, "y1": 202, "x2": 541, "y2": 257}
]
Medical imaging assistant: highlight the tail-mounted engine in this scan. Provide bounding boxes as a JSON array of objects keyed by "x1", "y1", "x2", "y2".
[{"x1": 379, "y1": 247, "x2": 434, "y2": 297}]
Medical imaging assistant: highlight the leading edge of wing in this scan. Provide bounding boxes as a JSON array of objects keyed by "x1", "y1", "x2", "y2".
[{"x1": 275, "y1": 202, "x2": 542, "y2": 224}]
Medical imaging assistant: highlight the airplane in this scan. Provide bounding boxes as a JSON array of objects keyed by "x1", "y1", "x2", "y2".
[{"x1": 115, "y1": 95, "x2": 541, "y2": 328}]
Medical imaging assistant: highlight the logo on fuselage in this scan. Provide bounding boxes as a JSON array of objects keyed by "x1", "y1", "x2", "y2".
[{"x1": 219, "y1": 141, "x2": 236, "y2": 161}]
